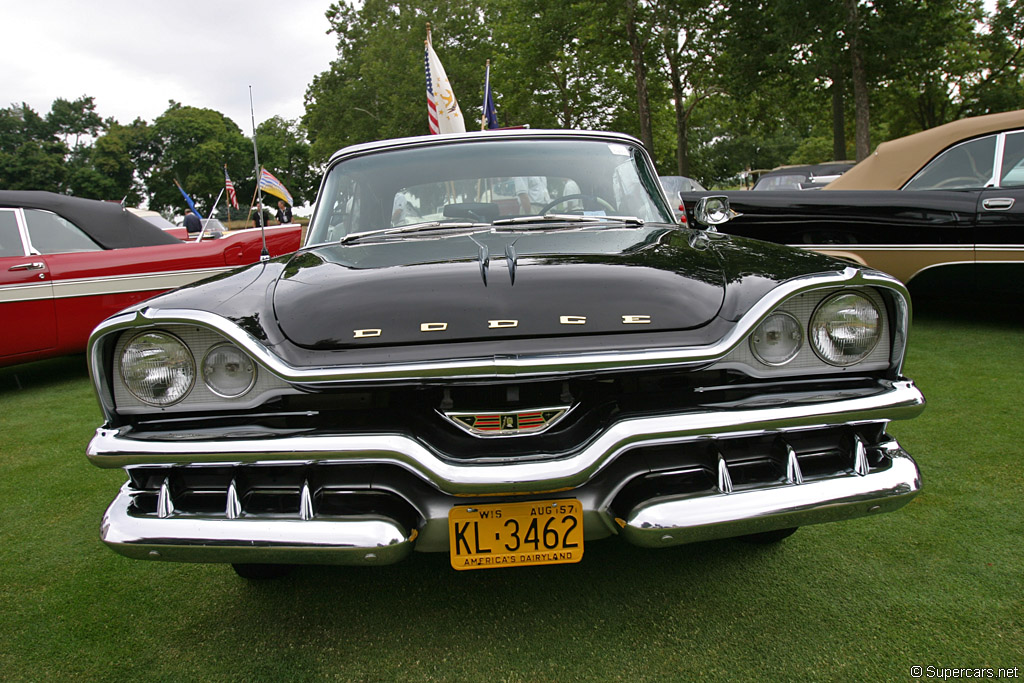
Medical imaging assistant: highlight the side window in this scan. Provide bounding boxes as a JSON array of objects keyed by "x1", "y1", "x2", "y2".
[
  {"x1": 23, "y1": 209, "x2": 102, "y2": 254},
  {"x1": 0, "y1": 210, "x2": 26, "y2": 257},
  {"x1": 903, "y1": 135, "x2": 997, "y2": 190},
  {"x1": 999, "y1": 131, "x2": 1024, "y2": 188}
]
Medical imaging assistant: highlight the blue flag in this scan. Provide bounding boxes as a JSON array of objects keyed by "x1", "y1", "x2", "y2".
[
  {"x1": 482, "y1": 62, "x2": 499, "y2": 130},
  {"x1": 174, "y1": 179, "x2": 204, "y2": 220}
]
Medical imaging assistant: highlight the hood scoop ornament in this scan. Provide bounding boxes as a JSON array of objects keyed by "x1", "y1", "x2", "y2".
[{"x1": 470, "y1": 236, "x2": 519, "y2": 286}]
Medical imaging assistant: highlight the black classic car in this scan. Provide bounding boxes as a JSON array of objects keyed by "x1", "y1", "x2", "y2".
[
  {"x1": 749, "y1": 162, "x2": 854, "y2": 191},
  {"x1": 85, "y1": 130, "x2": 924, "y2": 578},
  {"x1": 680, "y1": 109, "x2": 1024, "y2": 290}
]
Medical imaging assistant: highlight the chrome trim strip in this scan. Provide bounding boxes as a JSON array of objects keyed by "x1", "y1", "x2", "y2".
[
  {"x1": 87, "y1": 379, "x2": 925, "y2": 494},
  {"x1": 793, "y1": 244, "x2": 975, "y2": 252},
  {"x1": 620, "y1": 449, "x2": 921, "y2": 547},
  {"x1": 88, "y1": 268, "x2": 909, "y2": 392},
  {"x1": 0, "y1": 267, "x2": 232, "y2": 304},
  {"x1": 51, "y1": 267, "x2": 232, "y2": 299},
  {"x1": 100, "y1": 483, "x2": 415, "y2": 565},
  {"x1": 0, "y1": 281, "x2": 54, "y2": 303}
]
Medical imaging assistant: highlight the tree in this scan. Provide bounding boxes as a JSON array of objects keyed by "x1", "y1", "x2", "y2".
[
  {"x1": 490, "y1": 0, "x2": 633, "y2": 131},
  {"x1": 651, "y1": 0, "x2": 724, "y2": 175},
  {"x1": 305, "y1": 0, "x2": 497, "y2": 162},
  {"x1": 146, "y1": 102, "x2": 251, "y2": 215},
  {"x1": 68, "y1": 119, "x2": 155, "y2": 204},
  {"x1": 47, "y1": 96, "x2": 104, "y2": 149},
  {"x1": 255, "y1": 116, "x2": 318, "y2": 206},
  {"x1": 0, "y1": 103, "x2": 67, "y2": 191}
]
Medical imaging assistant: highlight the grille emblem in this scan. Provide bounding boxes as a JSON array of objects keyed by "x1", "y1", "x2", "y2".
[{"x1": 441, "y1": 406, "x2": 571, "y2": 437}]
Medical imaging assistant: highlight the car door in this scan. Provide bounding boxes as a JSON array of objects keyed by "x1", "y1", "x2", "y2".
[
  {"x1": 975, "y1": 130, "x2": 1024, "y2": 289},
  {"x1": 0, "y1": 208, "x2": 57, "y2": 360}
]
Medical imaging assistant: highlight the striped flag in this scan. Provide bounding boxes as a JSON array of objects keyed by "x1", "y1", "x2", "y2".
[
  {"x1": 481, "y1": 60, "x2": 499, "y2": 130},
  {"x1": 224, "y1": 166, "x2": 239, "y2": 209},
  {"x1": 258, "y1": 168, "x2": 293, "y2": 206},
  {"x1": 425, "y1": 30, "x2": 465, "y2": 135},
  {"x1": 425, "y1": 41, "x2": 439, "y2": 134}
]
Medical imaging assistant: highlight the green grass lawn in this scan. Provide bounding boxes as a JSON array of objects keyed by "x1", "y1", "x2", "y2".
[{"x1": 1, "y1": 305, "x2": 1021, "y2": 682}]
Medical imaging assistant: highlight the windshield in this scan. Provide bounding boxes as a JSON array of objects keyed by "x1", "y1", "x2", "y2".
[{"x1": 307, "y1": 137, "x2": 674, "y2": 245}]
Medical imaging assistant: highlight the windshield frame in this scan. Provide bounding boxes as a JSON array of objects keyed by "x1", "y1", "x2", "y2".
[{"x1": 305, "y1": 130, "x2": 676, "y2": 248}]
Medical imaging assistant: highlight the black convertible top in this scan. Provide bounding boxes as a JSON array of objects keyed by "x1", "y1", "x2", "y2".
[{"x1": 0, "y1": 191, "x2": 181, "y2": 249}]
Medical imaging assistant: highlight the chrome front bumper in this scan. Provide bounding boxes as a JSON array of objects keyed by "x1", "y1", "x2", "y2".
[{"x1": 90, "y1": 379, "x2": 925, "y2": 565}]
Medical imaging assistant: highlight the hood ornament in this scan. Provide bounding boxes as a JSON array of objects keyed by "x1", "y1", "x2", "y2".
[{"x1": 441, "y1": 405, "x2": 571, "y2": 437}]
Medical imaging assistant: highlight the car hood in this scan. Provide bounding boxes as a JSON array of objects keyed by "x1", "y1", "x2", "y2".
[{"x1": 272, "y1": 227, "x2": 727, "y2": 350}]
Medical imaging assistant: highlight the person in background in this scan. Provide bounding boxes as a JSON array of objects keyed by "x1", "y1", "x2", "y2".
[
  {"x1": 252, "y1": 204, "x2": 268, "y2": 228},
  {"x1": 183, "y1": 209, "x2": 201, "y2": 234},
  {"x1": 276, "y1": 200, "x2": 292, "y2": 224}
]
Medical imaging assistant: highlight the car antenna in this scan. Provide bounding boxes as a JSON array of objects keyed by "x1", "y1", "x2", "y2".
[{"x1": 249, "y1": 86, "x2": 269, "y2": 262}]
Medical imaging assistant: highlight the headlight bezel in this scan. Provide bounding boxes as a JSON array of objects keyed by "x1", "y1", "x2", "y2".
[
  {"x1": 119, "y1": 330, "x2": 197, "y2": 406},
  {"x1": 809, "y1": 291, "x2": 883, "y2": 367},
  {"x1": 712, "y1": 286, "x2": 893, "y2": 378},
  {"x1": 201, "y1": 342, "x2": 258, "y2": 398},
  {"x1": 109, "y1": 325, "x2": 293, "y2": 414},
  {"x1": 748, "y1": 310, "x2": 804, "y2": 367}
]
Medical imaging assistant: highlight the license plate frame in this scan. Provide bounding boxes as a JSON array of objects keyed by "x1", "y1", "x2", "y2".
[{"x1": 448, "y1": 498, "x2": 584, "y2": 570}]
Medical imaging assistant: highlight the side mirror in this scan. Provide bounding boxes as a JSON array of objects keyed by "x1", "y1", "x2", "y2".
[{"x1": 693, "y1": 196, "x2": 741, "y2": 231}]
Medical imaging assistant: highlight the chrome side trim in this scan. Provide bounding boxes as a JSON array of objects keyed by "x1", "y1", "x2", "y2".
[
  {"x1": 620, "y1": 449, "x2": 921, "y2": 547},
  {"x1": 87, "y1": 379, "x2": 925, "y2": 494},
  {"x1": 101, "y1": 483, "x2": 415, "y2": 566},
  {"x1": 0, "y1": 267, "x2": 233, "y2": 304},
  {"x1": 88, "y1": 268, "x2": 910, "y2": 405},
  {"x1": 51, "y1": 267, "x2": 232, "y2": 299},
  {"x1": 0, "y1": 281, "x2": 53, "y2": 304}
]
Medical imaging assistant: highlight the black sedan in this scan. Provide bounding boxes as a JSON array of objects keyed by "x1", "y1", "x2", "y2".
[{"x1": 84, "y1": 129, "x2": 924, "y2": 578}]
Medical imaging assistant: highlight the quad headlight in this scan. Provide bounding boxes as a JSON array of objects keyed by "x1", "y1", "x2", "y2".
[
  {"x1": 809, "y1": 292, "x2": 881, "y2": 366},
  {"x1": 202, "y1": 343, "x2": 257, "y2": 397},
  {"x1": 120, "y1": 331, "x2": 195, "y2": 405},
  {"x1": 749, "y1": 311, "x2": 803, "y2": 366}
]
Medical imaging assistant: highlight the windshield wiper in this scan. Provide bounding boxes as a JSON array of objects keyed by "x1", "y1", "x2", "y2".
[
  {"x1": 491, "y1": 213, "x2": 645, "y2": 228},
  {"x1": 340, "y1": 220, "x2": 490, "y2": 244}
]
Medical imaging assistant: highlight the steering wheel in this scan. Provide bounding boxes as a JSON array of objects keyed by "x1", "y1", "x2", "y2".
[{"x1": 539, "y1": 194, "x2": 616, "y2": 214}]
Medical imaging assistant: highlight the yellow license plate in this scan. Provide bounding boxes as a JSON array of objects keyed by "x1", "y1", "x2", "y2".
[{"x1": 448, "y1": 499, "x2": 584, "y2": 570}]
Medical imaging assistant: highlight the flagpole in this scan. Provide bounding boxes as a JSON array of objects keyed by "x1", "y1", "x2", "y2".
[
  {"x1": 249, "y1": 85, "x2": 268, "y2": 261},
  {"x1": 244, "y1": 185, "x2": 258, "y2": 228},
  {"x1": 223, "y1": 165, "x2": 232, "y2": 223},
  {"x1": 481, "y1": 60, "x2": 490, "y2": 131},
  {"x1": 209, "y1": 188, "x2": 224, "y2": 219}
]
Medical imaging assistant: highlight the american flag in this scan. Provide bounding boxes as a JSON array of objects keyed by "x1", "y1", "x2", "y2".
[
  {"x1": 224, "y1": 166, "x2": 239, "y2": 209},
  {"x1": 425, "y1": 32, "x2": 464, "y2": 135},
  {"x1": 425, "y1": 41, "x2": 439, "y2": 134}
]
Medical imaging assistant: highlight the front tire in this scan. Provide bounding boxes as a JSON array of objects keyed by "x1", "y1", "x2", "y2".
[
  {"x1": 738, "y1": 527, "x2": 798, "y2": 544},
  {"x1": 232, "y1": 563, "x2": 294, "y2": 580}
]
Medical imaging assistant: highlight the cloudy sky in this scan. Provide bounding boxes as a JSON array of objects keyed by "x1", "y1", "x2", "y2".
[{"x1": 1, "y1": 0, "x2": 340, "y2": 131}]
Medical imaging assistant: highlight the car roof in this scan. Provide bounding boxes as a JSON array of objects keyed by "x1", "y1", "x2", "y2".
[
  {"x1": 757, "y1": 162, "x2": 854, "y2": 178},
  {"x1": 825, "y1": 108, "x2": 1024, "y2": 190},
  {"x1": 326, "y1": 128, "x2": 644, "y2": 165},
  {"x1": 0, "y1": 191, "x2": 181, "y2": 249}
]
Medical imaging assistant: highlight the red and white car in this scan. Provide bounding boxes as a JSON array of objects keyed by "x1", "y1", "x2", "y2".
[{"x1": 0, "y1": 191, "x2": 301, "y2": 367}]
